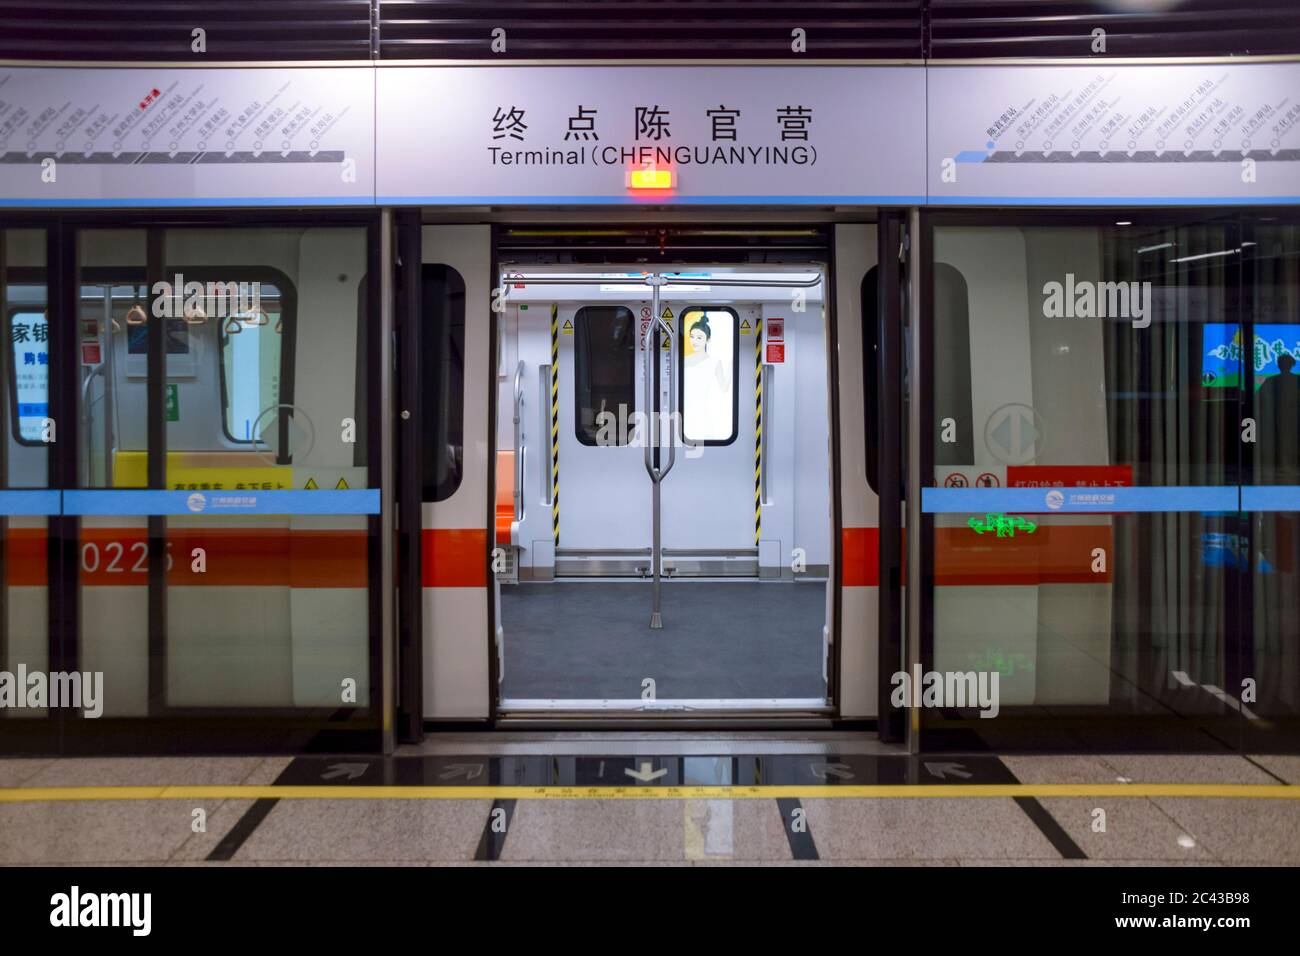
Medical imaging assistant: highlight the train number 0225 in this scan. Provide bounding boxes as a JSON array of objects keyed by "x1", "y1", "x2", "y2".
[{"x1": 80, "y1": 540, "x2": 174, "y2": 574}]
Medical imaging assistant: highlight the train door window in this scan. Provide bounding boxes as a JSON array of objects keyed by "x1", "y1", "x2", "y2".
[
  {"x1": 422, "y1": 263, "x2": 466, "y2": 501},
  {"x1": 679, "y1": 306, "x2": 738, "y2": 444},
  {"x1": 861, "y1": 270, "x2": 879, "y2": 493},
  {"x1": 574, "y1": 305, "x2": 636, "y2": 446},
  {"x1": 218, "y1": 282, "x2": 287, "y2": 444}
]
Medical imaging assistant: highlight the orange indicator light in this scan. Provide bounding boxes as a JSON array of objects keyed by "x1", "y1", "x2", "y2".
[{"x1": 627, "y1": 166, "x2": 674, "y2": 190}]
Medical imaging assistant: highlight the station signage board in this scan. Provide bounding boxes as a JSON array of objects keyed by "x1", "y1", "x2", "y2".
[
  {"x1": 0, "y1": 66, "x2": 374, "y2": 206},
  {"x1": 375, "y1": 65, "x2": 927, "y2": 205},
  {"x1": 1, "y1": 61, "x2": 1296, "y2": 208},
  {"x1": 927, "y1": 61, "x2": 1300, "y2": 205}
]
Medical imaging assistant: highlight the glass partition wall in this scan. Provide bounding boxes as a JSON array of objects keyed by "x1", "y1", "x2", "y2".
[
  {"x1": 919, "y1": 210, "x2": 1300, "y2": 752},
  {"x1": 0, "y1": 215, "x2": 382, "y2": 753},
  {"x1": 0, "y1": 227, "x2": 54, "y2": 749}
]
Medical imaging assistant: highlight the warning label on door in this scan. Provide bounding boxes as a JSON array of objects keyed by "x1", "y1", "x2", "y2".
[{"x1": 765, "y1": 342, "x2": 785, "y2": 364}]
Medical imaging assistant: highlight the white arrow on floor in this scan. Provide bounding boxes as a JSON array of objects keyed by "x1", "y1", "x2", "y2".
[
  {"x1": 924, "y1": 761, "x2": 972, "y2": 780},
  {"x1": 438, "y1": 763, "x2": 484, "y2": 781},
  {"x1": 321, "y1": 763, "x2": 368, "y2": 781},
  {"x1": 624, "y1": 761, "x2": 668, "y2": 783}
]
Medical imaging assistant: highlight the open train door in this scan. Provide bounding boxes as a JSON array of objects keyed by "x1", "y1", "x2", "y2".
[{"x1": 395, "y1": 217, "x2": 493, "y2": 736}]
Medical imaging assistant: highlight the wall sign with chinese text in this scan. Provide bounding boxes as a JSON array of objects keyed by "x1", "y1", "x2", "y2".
[
  {"x1": 0, "y1": 66, "x2": 375, "y2": 206},
  {"x1": 376, "y1": 66, "x2": 926, "y2": 204},
  {"x1": 928, "y1": 61, "x2": 1300, "y2": 205}
]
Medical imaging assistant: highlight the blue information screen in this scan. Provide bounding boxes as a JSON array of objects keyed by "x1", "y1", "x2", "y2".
[
  {"x1": 1202, "y1": 322, "x2": 1300, "y2": 390},
  {"x1": 8, "y1": 310, "x2": 49, "y2": 440}
]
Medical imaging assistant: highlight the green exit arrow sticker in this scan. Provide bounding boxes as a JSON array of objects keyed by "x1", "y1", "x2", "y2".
[{"x1": 165, "y1": 383, "x2": 180, "y2": 422}]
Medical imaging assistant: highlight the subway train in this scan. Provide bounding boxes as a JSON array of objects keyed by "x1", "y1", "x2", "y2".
[
  {"x1": 1, "y1": 0, "x2": 1298, "y2": 754},
  {"x1": 1, "y1": 221, "x2": 885, "y2": 728},
  {"x1": 9, "y1": 214, "x2": 1288, "y2": 744}
]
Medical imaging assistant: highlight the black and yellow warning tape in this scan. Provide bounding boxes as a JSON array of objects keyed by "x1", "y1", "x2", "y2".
[{"x1": 550, "y1": 302, "x2": 560, "y2": 545}]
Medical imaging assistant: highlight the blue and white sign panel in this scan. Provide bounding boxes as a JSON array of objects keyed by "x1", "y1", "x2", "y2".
[
  {"x1": 63, "y1": 489, "x2": 380, "y2": 516},
  {"x1": 923, "y1": 485, "x2": 1240, "y2": 514},
  {"x1": 1242, "y1": 486, "x2": 1300, "y2": 511},
  {"x1": 928, "y1": 61, "x2": 1300, "y2": 205},
  {"x1": 0, "y1": 66, "x2": 374, "y2": 207},
  {"x1": 0, "y1": 490, "x2": 61, "y2": 516},
  {"x1": 376, "y1": 66, "x2": 927, "y2": 205},
  {"x1": 3, "y1": 61, "x2": 1297, "y2": 207}
]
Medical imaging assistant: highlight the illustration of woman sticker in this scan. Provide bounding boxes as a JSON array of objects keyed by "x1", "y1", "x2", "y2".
[{"x1": 683, "y1": 315, "x2": 731, "y2": 440}]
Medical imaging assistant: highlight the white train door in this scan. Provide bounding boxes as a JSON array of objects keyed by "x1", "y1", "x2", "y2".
[
  {"x1": 554, "y1": 300, "x2": 652, "y2": 570},
  {"x1": 658, "y1": 303, "x2": 758, "y2": 573},
  {"x1": 418, "y1": 224, "x2": 492, "y2": 721}
]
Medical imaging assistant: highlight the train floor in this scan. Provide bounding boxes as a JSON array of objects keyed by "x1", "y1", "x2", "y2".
[
  {"x1": 3, "y1": 742, "x2": 1299, "y2": 865},
  {"x1": 499, "y1": 579, "x2": 827, "y2": 701}
]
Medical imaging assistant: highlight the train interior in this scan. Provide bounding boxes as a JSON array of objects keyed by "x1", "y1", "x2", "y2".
[{"x1": 491, "y1": 263, "x2": 833, "y2": 710}]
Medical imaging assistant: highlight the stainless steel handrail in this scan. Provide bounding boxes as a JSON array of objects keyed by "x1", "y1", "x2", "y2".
[
  {"x1": 80, "y1": 364, "x2": 106, "y2": 486},
  {"x1": 761, "y1": 363, "x2": 772, "y2": 505},
  {"x1": 642, "y1": 275, "x2": 677, "y2": 629},
  {"x1": 539, "y1": 363, "x2": 553, "y2": 506}
]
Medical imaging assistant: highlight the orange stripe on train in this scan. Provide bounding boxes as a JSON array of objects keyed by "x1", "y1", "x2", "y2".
[
  {"x1": 4, "y1": 527, "x2": 367, "y2": 588},
  {"x1": 421, "y1": 528, "x2": 488, "y2": 587},
  {"x1": 841, "y1": 525, "x2": 1115, "y2": 587}
]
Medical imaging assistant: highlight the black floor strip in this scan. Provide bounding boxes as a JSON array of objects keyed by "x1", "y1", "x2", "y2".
[
  {"x1": 1243, "y1": 755, "x2": 1290, "y2": 785},
  {"x1": 1013, "y1": 796, "x2": 1088, "y2": 860},
  {"x1": 776, "y1": 797, "x2": 819, "y2": 861},
  {"x1": 474, "y1": 799, "x2": 517, "y2": 861},
  {"x1": 206, "y1": 798, "x2": 280, "y2": 862}
]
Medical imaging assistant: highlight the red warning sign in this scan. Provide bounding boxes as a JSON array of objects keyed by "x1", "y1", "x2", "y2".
[
  {"x1": 1006, "y1": 465, "x2": 1133, "y2": 488},
  {"x1": 766, "y1": 342, "x2": 785, "y2": 364},
  {"x1": 81, "y1": 343, "x2": 102, "y2": 365},
  {"x1": 975, "y1": 472, "x2": 1000, "y2": 488},
  {"x1": 766, "y1": 318, "x2": 785, "y2": 342},
  {"x1": 944, "y1": 473, "x2": 969, "y2": 488}
]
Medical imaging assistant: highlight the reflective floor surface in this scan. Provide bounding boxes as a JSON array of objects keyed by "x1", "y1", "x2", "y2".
[{"x1": 2, "y1": 737, "x2": 1298, "y2": 866}]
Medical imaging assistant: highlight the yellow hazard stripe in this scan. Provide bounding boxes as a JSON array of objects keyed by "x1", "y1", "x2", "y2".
[
  {"x1": 2, "y1": 783, "x2": 1298, "y2": 803},
  {"x1": 550, "y1": 303, "x2": 560, "y2": 545},
  {"x1": 754, "y1": 321, "x2": 763, "y2": 547}
]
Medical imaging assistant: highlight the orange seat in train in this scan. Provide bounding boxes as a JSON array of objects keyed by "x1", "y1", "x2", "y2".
[{"x1": 495, "y1": 450, "x2": 515, "y2": 546}]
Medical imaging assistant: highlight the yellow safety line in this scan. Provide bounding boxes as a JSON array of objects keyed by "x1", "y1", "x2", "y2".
[{"x1": 1, "y1": 783, "x2": 1296, "y2": 803}]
